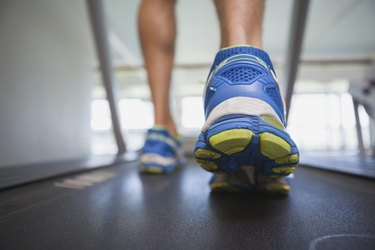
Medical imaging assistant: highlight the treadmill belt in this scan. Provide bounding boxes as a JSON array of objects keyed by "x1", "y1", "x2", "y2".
[{"x1": 0, "y1": 161, "x2": 374, "y2": 249}]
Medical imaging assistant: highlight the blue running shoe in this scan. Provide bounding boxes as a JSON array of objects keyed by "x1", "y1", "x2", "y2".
[
  {"x1": 139, "y1": 127, "x2": 182, "y2": 174},
  {"x1": 194, "y1": 46, "x2": 299, "y2": 177}
]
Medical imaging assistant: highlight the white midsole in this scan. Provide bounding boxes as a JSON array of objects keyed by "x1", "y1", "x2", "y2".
[
  {"x1": 140, "y1": 153, "x2": 176, "y2": 166},
  {"x1": 201, "y1": 97, "x2": 282, "y2": 132}
]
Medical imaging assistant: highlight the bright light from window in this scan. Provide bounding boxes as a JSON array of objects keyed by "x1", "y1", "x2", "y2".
[
  {"x1": 91, "y1": 98, "x2": 153, "y2": 131},
  {"x1": 340, "y1": 93, "x2": 356, "y2": 129},
  {"x1": 91, "y1": 99, "x2": 112, "y2": 131},
  {"x1": 288, "y1": 92, "x2": 370, "y2": 151},
  {"x1": 181, "y1": 97, "x2": 205, "y2": 129},
  {"x1": 119, "y1": 99, "x2": 153, "y2": 129}
]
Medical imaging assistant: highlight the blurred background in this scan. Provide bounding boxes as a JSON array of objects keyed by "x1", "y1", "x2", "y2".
[
  {"x1": 91, "y1": 0, "x2": 375, "y2": 156},
  {"x1": 0, "y1": 0, "x2": 374, "y2": 171}
]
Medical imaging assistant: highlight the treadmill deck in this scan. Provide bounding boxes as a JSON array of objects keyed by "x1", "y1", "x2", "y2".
[{"x1": 0, "y1": 161, "x2": 374, "y2": 249}]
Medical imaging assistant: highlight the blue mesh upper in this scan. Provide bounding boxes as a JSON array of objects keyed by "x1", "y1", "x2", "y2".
[
  {"x1": 204, "y1": 46, "x2": 285, "y2": 124},
  {"x1": 210, "y1": 46, "x2": 275, "y2": 74},
  {"x1": 221, "y1": 67, "x2": 262, "y2": 83}
]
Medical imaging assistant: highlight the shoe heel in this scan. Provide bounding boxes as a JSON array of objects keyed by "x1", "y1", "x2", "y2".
[{"x1": 196, "y1": 115, "x2": 299, "y2": 176}]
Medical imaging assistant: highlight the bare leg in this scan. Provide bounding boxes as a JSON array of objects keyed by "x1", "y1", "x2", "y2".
[
  {"x1": 214, "y1": 0, "x2": 265, "y2": 48},
  {"x1": 138, "y1": 0, "x2": 177, "y2": 136}
]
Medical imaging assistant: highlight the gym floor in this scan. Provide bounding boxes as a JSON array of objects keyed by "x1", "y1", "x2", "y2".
[{"x1": 1, "y1": 160, "x2": 375, "y2": 250}]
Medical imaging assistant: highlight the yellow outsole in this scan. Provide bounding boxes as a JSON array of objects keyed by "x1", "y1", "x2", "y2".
[
  {"x1": 196, "y1": 159, "x2": 219, "y2": 171},
  {"x1": 196, "y1": 128, "x2": 298, "y2": 176},
  {"x1": 139, "y1": 167, "x2": 164, "y2": 175},
  {"x1": 194, "y1": 148, "x2": 221, "y2": 159},
  {"x1": 210, "y1": 182, "x2": 239, "y2": 192},
  {"x1": 209, "y1": 129, "x2": 253, "y2": 155},
  {"x1": 271, "y1": 166, "x2": 297, "y2": 175},
  {"x1": 262, "y1": 183, "x2": 291, "y2": 195},
  {"x1": 259, "y1": 132, "x2": 291, "y2": 160},
  {"x1": 275, "y1": 154, "x2": 299, "y2": 164}
]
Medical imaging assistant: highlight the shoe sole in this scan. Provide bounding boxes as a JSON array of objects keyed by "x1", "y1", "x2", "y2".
[
  {"x1": 210, "y1": 181, "x2": 243, "y2": 192},
  {"x1": 194, "y1": 115, "x2": 299, "y2": 176},
  {"x1": 256, "y1": 182, "x2": 291, "y2": 195},
  {"x1": 209, "y1": 166, "x2": 291, "y2": 195},
  {"x1": 210, "y1": 180, "x2": 290, "y2": 195},
  {"x1": 139, "y1": 165, "x2": 166, "y2": 175},
  {"x1": 209, "y1": 169, "x2": 254, "y2": 193},
  {"x1": 139, "y1": 153, "x2": 176, "y2": 175}
]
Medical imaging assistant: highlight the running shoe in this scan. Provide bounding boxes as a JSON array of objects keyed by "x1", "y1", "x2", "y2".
[
  {"x1": 139, "y1": 127, "x2": 183, "y2": 174},
  {"x1": 194, "y1": 46, "x2": 299, "y2": 177}
]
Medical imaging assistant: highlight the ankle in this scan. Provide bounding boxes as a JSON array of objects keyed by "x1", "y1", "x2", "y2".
[{"x1": 154, "y1": 121, "x2": 178, "y2": 138}]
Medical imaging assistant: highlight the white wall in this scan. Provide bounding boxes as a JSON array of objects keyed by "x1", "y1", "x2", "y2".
[{"x1": 0, "y1": 0, "x2": 95, "y2": 167}]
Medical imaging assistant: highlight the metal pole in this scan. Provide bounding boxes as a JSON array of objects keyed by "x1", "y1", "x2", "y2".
[
  {"x1": 86, "y1": 0, "x2": 126, "y2": 154},
  {"x1": 284, "y1": 0, "x2": 311, "y2": 122},
  {"x1": 352, "y1": 98, "x2": 366, "y2": 156}
]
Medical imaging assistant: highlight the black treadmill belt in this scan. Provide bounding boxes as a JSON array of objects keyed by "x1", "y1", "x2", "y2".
[{"x1": 0, "y1": 162, "x2": 375, "y2": 250}]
